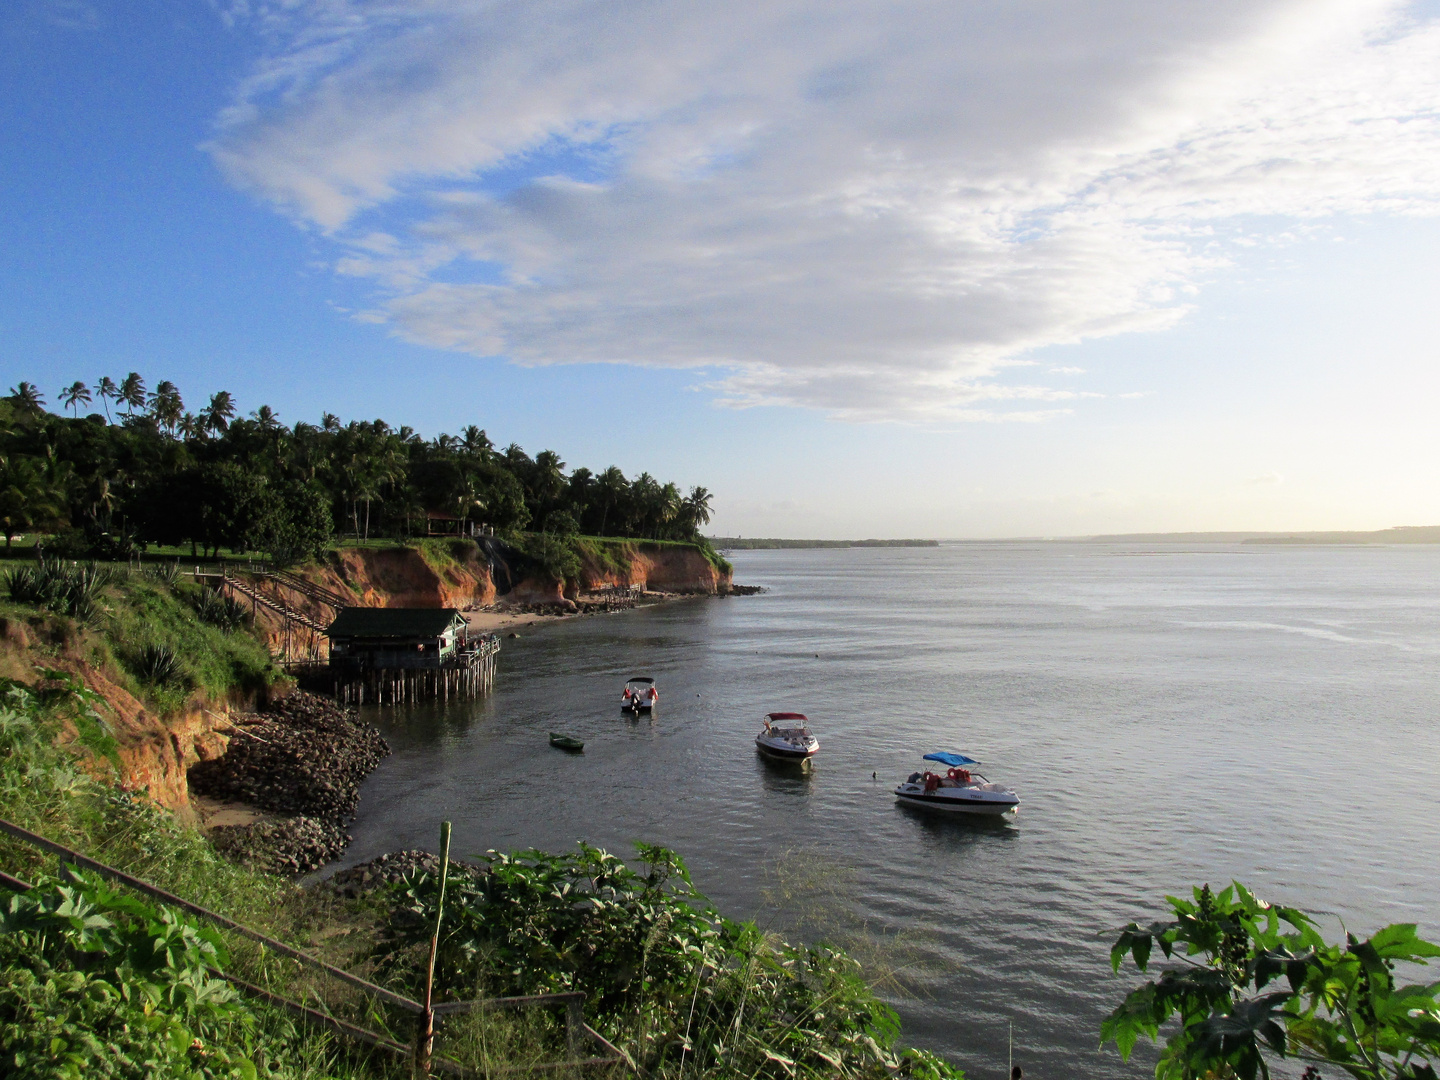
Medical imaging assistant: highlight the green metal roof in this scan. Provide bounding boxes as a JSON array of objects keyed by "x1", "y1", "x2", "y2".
[{"x1": 325, "y1": 607, "x2": 467, "y2": 639}]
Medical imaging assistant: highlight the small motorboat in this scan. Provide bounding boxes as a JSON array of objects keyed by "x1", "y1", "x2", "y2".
[
  {"x1": 549, "y1": 732, "x2": 585, "y2": 752},
  {"x1": 755, "y1": 712, "x2": 820, "y2": 761},
  {"x1": 621, "y1": 676, "x2": 658, "y2": 715},
  {"x1": 894, "y1": 751, "x2": 1019, "y2": 816}
]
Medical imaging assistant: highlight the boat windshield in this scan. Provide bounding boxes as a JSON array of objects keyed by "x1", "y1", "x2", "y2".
[{"x1": 765, "y1": 719, "x2": 811, "y2": 736}]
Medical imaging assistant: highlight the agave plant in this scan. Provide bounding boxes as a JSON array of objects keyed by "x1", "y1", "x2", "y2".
[
  {"x1": 189, "y1": 588, "x2": 249, "y2": 632},
  {"x1": 4, "y1": 559, "x2": 110, "y2": 623},
  {"x1": 143, "y1": 560, "x2": 182, "y2": 588},
  {"x1": 132, "y1": 643, "x2": 187, "y2": 687}
]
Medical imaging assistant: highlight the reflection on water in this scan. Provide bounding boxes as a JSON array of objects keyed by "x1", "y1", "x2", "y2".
[
  {"x1": 754, "y1": 752, "x2": 815, "y2": 795},
  {"x1": 338, "y1": 543, "x2": 1440, "y2": 1078}
]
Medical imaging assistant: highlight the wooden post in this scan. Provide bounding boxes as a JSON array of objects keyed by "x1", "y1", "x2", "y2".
[{"x1": 413, "y1": 821, "x2": 452, "y2": 1078}]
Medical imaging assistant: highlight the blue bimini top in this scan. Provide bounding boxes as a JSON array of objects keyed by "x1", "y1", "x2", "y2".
[{"x1": 923, "y1": 751, "x2": 979, "y2": 767}]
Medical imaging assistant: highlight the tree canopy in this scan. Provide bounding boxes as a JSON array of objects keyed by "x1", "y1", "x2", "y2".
[{"x1": 0, "y1": 377, "x2": 715, "y2": 562}]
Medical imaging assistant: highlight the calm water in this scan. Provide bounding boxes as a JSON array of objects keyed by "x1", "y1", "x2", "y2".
[{"x1": 334, "y1": 543, "x2": 1440, "y2": 1078}]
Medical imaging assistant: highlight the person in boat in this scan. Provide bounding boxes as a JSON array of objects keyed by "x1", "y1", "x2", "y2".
[
  {"x1": 646, "y1": 685, "x2": 658, "y2": 706},
  {"x1": 923, "y1": 772, "x2": 940, "y2": 794}
]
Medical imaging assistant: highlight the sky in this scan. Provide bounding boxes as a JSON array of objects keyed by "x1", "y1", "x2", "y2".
[{"x1": 3, "y1": 0, "x2": 1440, "y2": 538}]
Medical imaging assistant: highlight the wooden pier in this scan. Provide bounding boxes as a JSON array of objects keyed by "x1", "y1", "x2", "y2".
[
  {"x1": 325, "y1": 607, "x2": 500, "y2": 706},
  {"x1": 332, "y1": 635, "x2": 499, "y2": 705}
]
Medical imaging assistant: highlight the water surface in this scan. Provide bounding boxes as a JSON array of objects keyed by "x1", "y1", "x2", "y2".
[{"x1": 337, "y1": 543, "x2": 1440, "y2": 1077}]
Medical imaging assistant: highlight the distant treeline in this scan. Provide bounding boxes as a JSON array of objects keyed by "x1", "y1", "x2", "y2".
[
  {"x1": 709, "y1": 537, "x2": 939, "y2": 549},
  {"x1": 0, "y1": 377, "x2": 713, "y2": 562}
]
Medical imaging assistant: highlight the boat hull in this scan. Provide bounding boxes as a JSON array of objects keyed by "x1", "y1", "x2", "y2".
[
  {"x1": 894, "y1": 787, "x2": 1018, "y2": 816},
  {"x1": 621, "y1": 703, "x2": 653, "y2": 714},
  {"x1": 755, "y1": 736, "x2": 818, "y2": 760}
]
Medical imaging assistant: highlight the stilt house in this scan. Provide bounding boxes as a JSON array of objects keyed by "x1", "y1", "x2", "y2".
[
  {"x1": 326, "y1": 608, "x2": 470, "y2": 673},
  {"x1": 324, "y1": 607, "x2": 499, "y2": 704}
]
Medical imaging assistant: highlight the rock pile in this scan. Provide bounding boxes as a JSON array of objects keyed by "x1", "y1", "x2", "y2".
[
  {"x1": 190, "y1": 691, "x2": 390, "y2": 876},
  {"x1": 318, "y1": 849, "x2": 484, "y2": 899},
  {"x1": 210, "y1": 816, "x2": 349, "y2": 876},
  {"x1": 189, "y1": 692, "x2": 390, "y2": 821}
]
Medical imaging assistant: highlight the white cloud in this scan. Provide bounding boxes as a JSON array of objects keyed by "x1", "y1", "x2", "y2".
[
  {"x1": 1246, "y1": 471, "x2": 1286, "y2": 485},
  {"x1": 1050, "y1": 367, "x2": 1086, "y2": 375},
  {"x1": 210, "y1": 0, "x2": 1440, "y2": 420}
]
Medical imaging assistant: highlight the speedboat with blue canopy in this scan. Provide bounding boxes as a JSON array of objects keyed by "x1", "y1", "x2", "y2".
[{"x1": 894, "y1": 751, "x2": 1019, "y2": 816}]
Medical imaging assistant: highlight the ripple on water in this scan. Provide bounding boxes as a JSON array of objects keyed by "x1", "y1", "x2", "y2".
[{"x1": 340, "y1": 543, "x2": 1440, "y2": 1078}]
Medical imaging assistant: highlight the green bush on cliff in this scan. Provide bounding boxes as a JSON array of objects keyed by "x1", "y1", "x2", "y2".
[
  {"x1": 0, "y1": 680, "x2": 371, "y2": 1080},
  {"x1": 507, "y1": 531, "x2": 583, "y2": 584},
  {"x1": 380, "y1": 843, "x2": 964, "y2": 1079}
]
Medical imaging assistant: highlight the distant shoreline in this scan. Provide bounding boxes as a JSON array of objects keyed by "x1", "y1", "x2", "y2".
[
  {"x1": 710, "y1": 527, "x2": 1440, "y2": 547},
  {"x1": 1033, "y1": 525, "x2": 1440, "y2": 545},
  {"x1": 708, "y1": 537, "x2": 940, "y2": 550}
]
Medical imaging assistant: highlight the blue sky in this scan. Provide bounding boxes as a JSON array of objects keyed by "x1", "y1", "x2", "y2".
[{"x1": 4, "y1": 0, "x2": 1440, "y2": 537}]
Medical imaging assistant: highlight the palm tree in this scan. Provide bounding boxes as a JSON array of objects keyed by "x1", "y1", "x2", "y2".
[
  {"x1": 252, "y1": 405, "x2": 280, "y2": 431},
  {"x1": 594, "y1": 466, "x2": 628, "y2": 537},
  {"x1": 321, "y1": 412, "x2": 341, "y2": 433},
  {"x1": 148, "y1": 381, "x2": 184, "y2": 436},
  {"x1": 0, "y1": 454, "x2": 65, "y2": 547},
  {"x1": 681, "y1": 486, "x2": 714, "y2": 536},
  {"x1": 94, "y1": 376, "x2": 118, "y2": 422},
  {"x1": 118, "y1": 373, "x2": 146, "y2": 415},
  {"x1": 462, "y1": 425, "x2": 492, "y2": 457},
  {"x1": 7, "y1": 383, "x2": 45, "y2": 412},
  {"x1": 204, "y1": 391, "x2": 236, "y2": 433},
  {"x1": 656, "y1": 482, "x2": 682, "y2": 539},
  {"x1": 59, "y1": 381, "x2": 92, "y2": 417}
]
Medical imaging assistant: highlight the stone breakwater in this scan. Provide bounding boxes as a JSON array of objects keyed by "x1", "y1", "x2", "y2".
[
  {"x1": 188, "y1": 692, "x2": 390, "y2": 875},
  {"x1": 210, "y1": 816, "x2": 349, "y2": 876}
]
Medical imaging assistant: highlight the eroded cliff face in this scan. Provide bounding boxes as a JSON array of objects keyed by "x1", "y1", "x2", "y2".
[
  {"x1": 243, "y1": 541, "x2": 727, "y2": 645},
  {"x1": 1, "y1": 616, "x2": 246, "y2": 824},
  {"x1": 575, "y1": 543, "x2": 730, "y2": 595},
  {"x1": 241, "y1": 544, "x2": 498, "y2": 654},
  {"x1": 329, "y1": 546, "x2": 497, "y2": 608},
  {"x1": 1, "y1": 537, "x2": 728, "y2": 824}
]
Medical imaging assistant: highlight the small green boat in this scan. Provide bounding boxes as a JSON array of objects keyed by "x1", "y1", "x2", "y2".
[{"x1": 549, "y1": 732, "x2": 584, "y2": 752}]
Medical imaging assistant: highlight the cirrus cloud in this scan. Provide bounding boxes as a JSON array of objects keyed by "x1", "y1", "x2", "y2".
[{"x1": 210, "y1": 0, "x2": 1440, "y2": 421}]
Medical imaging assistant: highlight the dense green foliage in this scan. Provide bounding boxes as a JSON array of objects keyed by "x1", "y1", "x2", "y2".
[
  {"x1": 1, "y1": 871, "x2": 261, "y2": 1079},
  {"x1": 381, "y1": 843, "x2": 964, "y2": 1079},
  {"x1": 0, "y1": 679, "x2": 373, "y2": 1080},
  {"x1": 0, "y1": 377, "x2": 714, "y2": 562},
  {"x1": 1103, "y1": 882, "x2": 1440, "y2": 1079},
  {"x1": 2, "y1": 563, "x2": 275, "y2": 710},
  {"x1": 0, "y1": 663, "x2": 950, "y2": 1077}
]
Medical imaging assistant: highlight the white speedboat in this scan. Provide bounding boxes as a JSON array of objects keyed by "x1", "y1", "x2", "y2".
[
  {"x1": 621, "y1": 676, "x2": 657, "y2": 714},
  {"x1": 755, "y1": 712, "x2": 819, "y2": 761},
  {"x1": 894, "y1": 752, "x2": 1019, "y2": 816}
]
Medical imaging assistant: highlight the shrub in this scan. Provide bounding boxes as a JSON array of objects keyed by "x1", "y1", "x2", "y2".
[
  {"x1": 142, "y1": 560, "x2": 182, "y2": 588},
  {"x1": 130, "y1": 643, "x2": 188, "y2": 688},
  {"x1": 379, "y1": 842, "x2": 966, "y2": 1079},
  {"x1": 4, "y1": 559, "x2": 121, "y2": 624},
  {"x1": 508, "y1": 532, "x2": 581, "y2": 582},
  {"x1": 187, "y1": 588, "x2": 249, "y2": 633}
]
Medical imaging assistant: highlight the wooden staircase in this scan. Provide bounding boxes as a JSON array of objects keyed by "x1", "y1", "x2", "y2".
[
  {"x1": 198, "y1": 572, "x2": 329, "y2": 635},
  {"x1": 260, "y1": 568, "x2": 353, "y2": 613}
]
